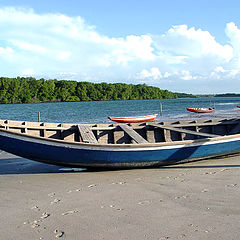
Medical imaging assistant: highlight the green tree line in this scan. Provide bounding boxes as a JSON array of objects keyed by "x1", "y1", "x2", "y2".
[
  {"x1": 0, "y1": 77, "x2": 178, "y2": 104},
  {"x1": 214, "y1": 93, "x2": 240, "y2": 97},
  {"x1": 174, "y1": 92, "x2": 197, "y2": 98}
]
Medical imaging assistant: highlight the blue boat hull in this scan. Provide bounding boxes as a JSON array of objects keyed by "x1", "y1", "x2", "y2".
[{"x1": 0, "y1": 130, "x2": 240, "y2": 168}]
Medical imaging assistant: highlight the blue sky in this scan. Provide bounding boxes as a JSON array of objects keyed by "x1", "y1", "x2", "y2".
[{"x1": 0, "y1": 0, "x2": 240, "y2": 94}]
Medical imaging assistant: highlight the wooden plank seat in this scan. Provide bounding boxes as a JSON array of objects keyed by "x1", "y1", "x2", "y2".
[
  {"x1": 149, "y1": 123, "x2": 220, "y2": 138},
  {"x1": 118, "y1": 124, "x2": 148, "y2": 144},
  {"x1": 78, "y1": 124, "x2": 98, "y2": 143}
]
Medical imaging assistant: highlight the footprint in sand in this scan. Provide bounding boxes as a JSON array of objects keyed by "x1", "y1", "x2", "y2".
[
  {"x1": 51, "y1": 199, "x2": 61, "y2": 204},
  {"x1": 135, "y1": 178, "x2": 142, "y2": 181},
  {"x1": 31, "y1": 223, "x2": 40, "y2": 228},
  {"x1": 226, "y1": 183, "x2": 237, "y2": 187},
  {"x1": 112, "y1": 181, "x2": 126, "y2": 185},
  {"x1": 188, "y1": 224, "x2": 199, "y2": 232},
  {"x1": 40, "y1": 212, "x2": 50, "y2": 219},
  {"x1": 88, "y1": 184, "x2": 96, "y2": 188},
  {"x1": 54, "y1": 230, "x2": 64, "y2": 238},
  {"x1": 179, "y1": 173, "x2": 185, "y2": 176},
  {"x1": 31, "y1": 206, "x2": 40, "y2": 211},
  {"x1": 116, "y1": 208, "x2": 123, "y2": 211},
  {"x1": 31, "y1": 220, "x2": 41, "y2": 228},
  {"x1": 174, "y1": 195, "x2": 189, "y2": 199},
  {"x1": 23, "y1": 220, "x2": 30, "y2": 225},
  {"x1": 138, "y1": 200, "x2": 151, "y2": 205},
  {"x1": 48, "y1": 192, "x2": 56, "y2": 197},
  {"x1": 179, "y1": 234, "x2": 186, "y2": 238},
  {"x1": 220, "y1": 168, "x2": 229, "y2": 172},
  {"x1": 204, "y1": 171, "x2": 217, "y2": 175},
  {"x1": 62, "y1": 210, "x2": 78, "y2": 215},
  {"x1": 108, "y1": 205, "x2": 123, "y2": 211}
]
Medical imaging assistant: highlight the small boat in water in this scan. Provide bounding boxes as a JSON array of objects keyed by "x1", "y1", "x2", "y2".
[
  {"x1": 237, "y1": 106, "x2": 240, "y2": 108},
  {"x1": 0, "y1": 117, "x2": 240, "y2": 168},
  {"x1": 108, "y1": 114, "x2": 158, "y2": 123},
  {"x1": 187, "y1": 107, "x2": 215, "y2": 113}
]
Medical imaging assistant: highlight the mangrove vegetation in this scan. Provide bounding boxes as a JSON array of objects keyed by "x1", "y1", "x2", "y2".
[{"x1": 0, "y1": 77, "x2": 178, "y2": 104}]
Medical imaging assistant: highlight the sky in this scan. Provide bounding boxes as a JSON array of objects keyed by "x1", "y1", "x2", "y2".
[{"x1": 0, "y1": 0, "x2": 240, "y2": 94}]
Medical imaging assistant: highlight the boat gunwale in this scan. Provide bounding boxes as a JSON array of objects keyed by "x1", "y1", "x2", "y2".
[{"x1": 0, "y1": 117, "x2": 238, "y2": 130}]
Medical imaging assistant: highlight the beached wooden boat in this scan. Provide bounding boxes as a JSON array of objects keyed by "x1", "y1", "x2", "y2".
[
  {"x1": 108, "y1": 114, "x2": 158, "y2": 123},
  {"x1": 187, "y1": 107, "x2": 215, "y2": 113},
  {"x1": 0, "y1": 118, "x2": 240, "y2": 168}
]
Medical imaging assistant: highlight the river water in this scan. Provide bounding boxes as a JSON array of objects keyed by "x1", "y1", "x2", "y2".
[{"x1": 0, "y1": 97, "x2": 240, "y2": 124}]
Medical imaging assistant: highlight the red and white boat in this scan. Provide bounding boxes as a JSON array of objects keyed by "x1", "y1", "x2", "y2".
[
  {"x1": 108, "y1": 114, "x2": 158, "y2": 123},
  {"x1": 187, "y1": 107, "x2": 215, "y2": 113}
]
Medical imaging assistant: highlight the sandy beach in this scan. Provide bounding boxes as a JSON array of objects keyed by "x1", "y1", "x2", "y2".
[{"x1": 1, "y1": 151, "x2": 240, "y2": 240}]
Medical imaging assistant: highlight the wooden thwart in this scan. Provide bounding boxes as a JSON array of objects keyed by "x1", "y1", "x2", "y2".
[
  {"x1": 78, "y1": 124, "x2": 98, "y2": 143},
  {"x1": 118, "y1": 124, "x2": 148, "y2": 144},
  {"x1": 149, "y1": 123, "x2": 219, "y2": 138}
]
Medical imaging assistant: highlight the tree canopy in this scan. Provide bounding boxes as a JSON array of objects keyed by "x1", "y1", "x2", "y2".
[{"x1": 0, "y1": 77, "x2": 178, "y2": 104}]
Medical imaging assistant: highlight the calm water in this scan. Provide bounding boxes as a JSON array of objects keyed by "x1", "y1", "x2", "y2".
[{"x1": 0, "y1": 97, "x2": 240, "y2": 124}]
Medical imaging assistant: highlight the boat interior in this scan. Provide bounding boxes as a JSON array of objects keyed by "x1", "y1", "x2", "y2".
[{"x1": 0, "y1": 118, "x2": 240, "y2": 144}]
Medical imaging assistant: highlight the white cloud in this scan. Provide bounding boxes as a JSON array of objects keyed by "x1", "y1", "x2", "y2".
[
  {"x1": 0, "y1": 46, "x2": 14, "y2": 55},
  {"x1": 1, "y1": 7, "x2": 240, "y2": 93},
  {"x1": 155, "y1": 24, "x2": 233, "y2": 62},
  {"x1": 0, "y1": 7, "x2": 156, "y2": 72},
  {"x1": 215, "y1": 66, "x2": 226, "y2": 73},
  {"x1": 22, "y1": 69, "x2": 35, "y2": 75},
  {"x1": 58, "y1": 51, "x2": 71, "y2": 60},
  {"x1": 179, "y1": 70, "x2": 197, "y2": 81},
  {"x1": 209, "y1": 65, "x2": 240, "y2": 80},
  {"x1": 10, "y1": 40, "x2": 47, "y2": 53},
  {"x1": 137, "y1": 68, "x2": 162, "y2": 80},
  {"x1": 229, "y1": 69, "x2": 239, "y2": 76},
  {"x1": 225, "y1": 22, "x2": 240, "y2": 67},
  {"x1": 164, "y1": 72, "x2": 171, "y2": 78}
]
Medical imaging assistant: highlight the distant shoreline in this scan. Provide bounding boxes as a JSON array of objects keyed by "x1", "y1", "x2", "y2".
[{"x1": 1, "y1": 77, "x2": 239, "y2": 105}]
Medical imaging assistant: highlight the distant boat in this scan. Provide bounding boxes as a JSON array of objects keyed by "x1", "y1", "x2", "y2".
[
  {"x1": 187, "y1": 107, "x2": 215, "y2": 113},
  {"x1": 237, "y1": 106, "x2": 240, "y2": 108},
  {"x1": 108, "y1": 114, "x2": 158, "y2": 123},
  {"x1": 0, "y1": 117, "x2": 240, "y2": 168}
]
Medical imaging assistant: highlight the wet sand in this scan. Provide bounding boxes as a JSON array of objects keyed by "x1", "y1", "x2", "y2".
[{"x1": 0, "y1": 151, "x2": 240, "y2": 240}]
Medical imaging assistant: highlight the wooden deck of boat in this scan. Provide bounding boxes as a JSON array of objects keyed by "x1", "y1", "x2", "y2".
[{"x1": 0, "y1": 118, "x2": 240, "y2": 144}]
